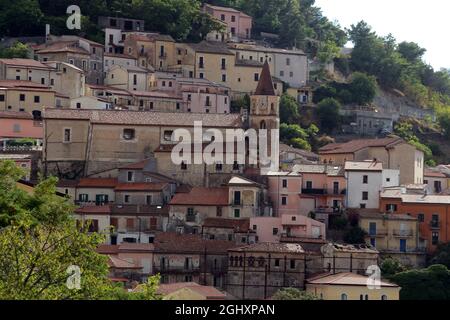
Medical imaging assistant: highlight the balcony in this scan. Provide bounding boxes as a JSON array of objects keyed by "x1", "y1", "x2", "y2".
[
  {"x1": 198, "y1": 63, "x2": 205, "y2": 69},
  {"x1": 429, "y1": 221, "x2": 440, "y2": 229},
  {"x1": 153, "y1": 264, "x2": 199, "y2": 274},
  {"x1": 392, "y1": 229, "x2": 414, "y2": 238},
  {"x1": 367, "y1": 229, "x2": 388, "y2": 238},
  {"x1": 159, "y1": 52, "x2": 167, "y2": 59},
  {"x1": 232, "y1": 199, "x2": 243, "y2": 206},
  {"x1": 302, "y1": 188, "x2": 326, "y2": 195}
]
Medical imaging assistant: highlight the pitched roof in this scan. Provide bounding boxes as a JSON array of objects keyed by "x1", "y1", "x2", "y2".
[
  {"x1": 319, "y1": 137, "x2": 404, "y2": 155},
  {"x1": 0, "y1": 80, "x2": 51, "y2": 89},
  {"x1": 279, "y1": 143, "x2": 320, "y2": 160},
  {"x1": 119, "y1": 159, "x2": 150, "y2": 170},
  {"x1": 43, "y1": 109, "x2": 243, "y2": 128},
  {"x1": 34, "y1": 41, "x2": 90, "y2": 55},
  {"x1": 114, "y1": 182, "x2": 168, "y2": 192},
  {"x1": 254, "y1": 61, "x2": 275, "y2": 96},
  {"x1": 230, "y1": 242, "x2": 305, "y2": 253},
  {"x1": 75, "y1": 205, "x2": 111, "y2": 215},
  {"x1": 0, "y1": 111, "x2": 33, "y2": 119},
  {"x1": 157, "y1": 282, "x2": 226, "y2": 299},
  {"x1": 424, "y1": 168, "x2": 447, "y2": 178},
  {"x1": 154, "y1": 233, "x2": 237, "y2": 254},
  {"x1": 0, "y1": 58, "x2": 53, "y2": 69},
  {"x1": 108, "y1": 255, "x2": 142, "y2": 269},
  {"x1": 110, "y1": 204, "x2": 169, "y2": 216},
  {"x1": 77, "y1": 178, "x2": 118, "y2": 188},
  {"x1": 293, "y1": 164, "x2": 344, "y2": 176},
  {"x1": 203, "y1": 218, "x2": 251, "y2": 232},
  {"x1": 344, "y1": 161, "x2": 383, "y2": 171},
  {"x1": 188, "y1": 41, "x2": 234, "y2": 55},
  {"x1": 170, "y1": 187, "x2": 229, "y2": 206},
  {"x1": 307, "y1": 272, "x2": 398, "y2": 287}
]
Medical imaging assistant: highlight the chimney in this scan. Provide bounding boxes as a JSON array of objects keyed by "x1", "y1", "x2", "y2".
[{"x1": 45, "y1": 24, "x2": 51, "y2": 42}]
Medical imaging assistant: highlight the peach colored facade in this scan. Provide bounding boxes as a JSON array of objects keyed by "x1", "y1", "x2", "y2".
[
  {"x1": 0, "y1": 117, "x2": 43, "y2": 139},
  {"x1": 300, "y1": 173, "x2": 346, "y2": 212},
  {"x1": 267, "y1": 174, "x2": 302, "y2": 216},
  {"x1": 250, "y1": 215, "x2": 326, "y2": 243},
  {"x1": 203, "y1": 4, "x2": 252, "y2": 39}
]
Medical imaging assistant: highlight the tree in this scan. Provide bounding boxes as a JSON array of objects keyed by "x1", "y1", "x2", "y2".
[
  {"x1": 430, "y1": 242, "x2": 450, "y2": 269},
  {"x1": 280, "y1": 94, "x2": 299, "y2": 124},
  {"x1": 317, "y1": 40, "x2": 340, "y2": 65},
  {"x1": 0, "y1": 0, "x2": 44, "y2": 37},
  {"x1": 0, "y1": 42, "x2": 30, "y2": 59},
  {"x1": 279, "y1": 123, "x2": 316, "y2": 151},
  {"x1": 348, "y1": 72, "x2": 377, "y2": 105},
  {"x1": 397, "y1": 41, "x2": 426, "y2": 63},
  {"x1": 0, "y1": 160, "x2": 161, "y2": 300},
  {"x1": 390, "y1": 265, "x2": 450, "y2": 300},
  {"x1": 343, "y1": 226, "x2": 367, "y2": 244},
  {"x1": 272, "y1": 288, "x2": 320, "y2": 300},
  {"x1": 380, "y1": 258, "x2": 408, "y2": 279},
  {"x1": 316, "y1": 98, "x2": 341, "y2": 134}
]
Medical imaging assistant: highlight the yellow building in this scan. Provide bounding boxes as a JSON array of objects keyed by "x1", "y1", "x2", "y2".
[
  {"x1": 358, "y1": 211, "x2": 427, "y2": 267},
  {"x1": 306, "y1": 272, "x2": 400, "y2": 300},
  {"x1": 0, "y1": 80, "x2": 56, "y2": 113}
]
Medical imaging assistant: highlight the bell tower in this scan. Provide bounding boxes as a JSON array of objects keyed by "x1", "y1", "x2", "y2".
[{"x1": 249, "y1": 61, "x2": 280, "y2": 172}]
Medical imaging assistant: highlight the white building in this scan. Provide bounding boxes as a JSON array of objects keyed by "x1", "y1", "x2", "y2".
[
  {"x1": 104, "y1": 53, "x2": 138, "y2": 71},
  {"x1": 70, "y1": 96, "x2": 112, "y2": 110},
  {"x1": 345, "y1": 161, "x2": 399, "y2": 209}
]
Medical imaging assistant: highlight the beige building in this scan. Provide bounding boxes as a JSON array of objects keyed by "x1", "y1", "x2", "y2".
[
  {"x1": 306, "y1": 272, "x2": 400, "y2": 300},
  {"x1": 0, "y1": 80, "x2": 56, "y2": 113},
  {"x1": 105, "y1": 64, "x2": 150, "y2": 92},
  {"x1": 358, "y1": 210, "x2": 426, "y2": 267},
  {"x1": 319, "y1": 137, "x2": 424, "y2": 185},
  {"x1": 321, "y1": 243, "x2": 379, "y2": 275}
]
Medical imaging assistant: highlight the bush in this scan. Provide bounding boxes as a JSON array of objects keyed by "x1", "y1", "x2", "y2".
[
  {"x1": 316, "y1": 98, "x2": 341, "y2": 134},
  {"x1": 272, "y1": 288, "x2": 321, "y2": 300},
  {"x1": 343, "y1": 226, "x2": 367, "y2": 244}
]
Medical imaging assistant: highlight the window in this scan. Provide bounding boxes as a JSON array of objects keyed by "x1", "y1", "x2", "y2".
[
  {"x1": 146, "y1": 195, "x2": 152, "y2": 205},
  {"x1": 199, "y1": 56, "x2": 204, "y2": 68},
  {"x1": 280, "y1": 70, "x2": 284, "y2": 77},
  {"x1": 222, "y1": 74, "x2": 226, "y2": 82},
  {"x1": 16, "y1": 76, "x2": 20, "y2": 80},
  {"x1": 386, "y1": 178, "x2": 391, "y2": 182},
  {"x1": 386, "y1": 204, "x2": 397, "y2": 212},
  {"x1": 215, "y1": 163, "x2": 223, "y2": 171},
  {"x1": 123, "y1": 128, "x2": 135, "y2": 140},
  {"x1": 281, "y1": 196, "x2": 287, "y2": 206},
  {"x1": 274, "y1": 259, "x2": 280, "y2": 267},
  {"x1": 176, "y1": 103, "x2": 180, "y2": 110},
  {"x1": 63, "y1": 128, "x2": 71, "y2": 143},
  {"x1": 363, "y1": 175, "x2": 368, "y2": 184},
  {"x1": 282, "y1": 179, "x2": 288, "y2": 188},
  {"x1": 254, "y1": 73, "x2": 259, "y2": 81},
  {"x1": 289, "y1": 71, "x2": 293, "y2": 77},
  {"x1": 181, "y1": 161, "x2": 187, "y2": 170},
  {"x1": 381, "y1": 295, "x2": 387, "y2": 301},
  {"x1": 127, "y1": 171, "x2": 134, "y2": 182},
  {"x1": 290, "y1": 259, "x2": 295, "y2": 269},
  {"x1": 34, "y1": 96, "x2": 40, "y2": 103},
  {"x1": 12, "y1": 123, "x2": 21, "y2": 132},
  {"x1": 286, "y1": 58, "x2": 290, "y2": 65},
  {"x1": 234, "y1": 209, "x2": 240, "y2": 218},
  {"x1": 220, "y1": 14, "x2": 225, "y2": 21},
  {"x1": 0, "y1": 94, "x2": 4, "y2": 102},
  {"x1": 418, "y1": 214, "x2": 424, "y2": 222},
  {"x1": 199, "y1": 72, "x2": 204, "y2": 79},
  {"x1": 233, "y1": 161, "x2": 239, "y2": 171},
  {"x1": 306, "y1": 181, "x2": 313, "y2": 189},
  {"x1": 41, "y1": 78, "x2": 45, "y2": 85},
  {"x1": 124, "y1": 195, "x2": 131, "y2": 203},
  {"x1": 231, "y1": 15, "x2": 236, "y2": 22},
  {"x1": 370, "y1": 238, "x2": 376, "y2": 247},
  {"x1": 164, "y1": 130, "x2": 174, "y2": 141},
  {"x1": 20, "y1": 94, "x2": 25, "y2": 101},
  {"x1": 231, "y1": 27, "x2": 236, "y2": 35},
  {"x1": 360, "y1": 204, "x2": 366, "y2": 209},
  {"x1": 273, "y1": 228, "x2": 278, "y2": 235},
  {"x1": 362, "y1": 192, "x2": 368, "y2": 200},
  {"x1": 79, "y1": 194, "x2": 88, "y2": 202},
  {"x1": 221, "y1": 58, "x2": 226, "y2": 70},
  {"x1": 187, "y1": 208, "x2": 196, "y2": 222},
  {"x1": 133, "y1": 74, "x2": 137, "y2": 85},
  {"x1": 341, "y1": 293, "x2": 348, "y2": 300}
]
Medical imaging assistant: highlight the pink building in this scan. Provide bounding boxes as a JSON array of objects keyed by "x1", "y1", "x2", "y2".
[
  {"x1": 250, "y1": 215, "x2": 326, "y2": 243},
  {"x1": 267, "y1": 172, "x2": 302, "y2": 216},
  {"x1": 0, "y1": 111, "x2": 43, "y2": 150},
  {"x1": 203, "y1": 4, "x2": 253, "y2": 40}
]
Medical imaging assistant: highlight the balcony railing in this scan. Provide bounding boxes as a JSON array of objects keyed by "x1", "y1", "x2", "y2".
[
  {"x1": 159, "y1": 52, "x2": 167, "y2": 59},
  {"x1": 392, "y1": 229, "x2": 414, "y2": 237},
  {"x1": 232, "y1": 199, "x2": 243, "y2": 206},
  {"x1": 302, "y1": 188, "x2": 326, "y2": 195},
  {"x1": 367, "y1": 229, "x2": 388, "y2": 237},
  {"x1": 153, "y1": 264, "x2": 199, "y2": 274},
  {"x1": 430, "y1": 221, "x2": 440, "y2": 229}
]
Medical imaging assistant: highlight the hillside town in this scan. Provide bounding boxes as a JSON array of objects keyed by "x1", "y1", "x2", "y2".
[{"x1": 1, "y1": 2, "x2": 450, "y2": 301}]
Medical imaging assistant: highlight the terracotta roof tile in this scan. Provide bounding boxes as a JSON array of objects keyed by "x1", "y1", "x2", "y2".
[
  {"x1": 319, "y1": 137, "x2": 404, "y2": 155},
  {"x1": 110, "y1": 204, "x2": 169, "y2": 216},
  {"x1": 254, "y1": 61, "x2": 275, "y2": 96},
  {"x1": 119, "y1": 159, "x2": 150, "y2": 170},
  {"x1": 0, "y1": 111, "x2": 33, "y2": 119},
  {"x1": 170, "y1": 187, "x2": 229, "y2": 206},
  {"x1": 424, "y1": 168, "x2": 447, "y2": 178},
  {"x1": 307, "y1": 272, "x2": 398, "y2": 287},
  {"x1": 154, "y1": 233, "x2": 238, "y2": 254},
  {"x1": 0, "y1": 58, "x2": 53, "y2": 69},
  {"x1": 77, "y1": 178, "x2": 118, "y2": 188},
  {"x1": 43, "y1": 108, "x2": 243, "y2": 128},
  {"x1": 75, "y1": 205, "x2": 111, "y2": 214},
  {"x1": 203, "y1": 218, "x2": 250, "y2": 232}
]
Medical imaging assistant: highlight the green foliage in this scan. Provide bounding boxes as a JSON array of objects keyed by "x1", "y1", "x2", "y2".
[
  {"x1": 0, "y1": 42, "x2": 30, "y2": 59},
  {"x1": 0, "y1": 160, "x2": 161, "y2": 300},
  {"x1": 329, "y1": 215, "x2": 348, "y2": 230},
  {"x1": 0, "y1": 0, "x2": 44, "y2": 37},
  {"x1": 316, "y1": 98, "x2": 341, "y2": 133},
  {"x1": 343, "y1": 226, "x2": 367, "y2": 244},
  {"x1": 348, "y1": 72, "x2": 377, "y2": 105},
  {"x1": 230, "y1": 94, "x2": 250, "y2": 113},
  {"x1": 390, "y1": 265, "x2": 450, "y2": 300},
  {"x1": 430, "y1": 242, "x2": 450, "y2": 269},
  {"x1": 394, "y1": 122, "x2": 434, "y2": 161},
  {"x1": 317, "y1": 40, "x2": 340, "y2": 64},
  {"x1": 380, "y1": 258, "x2": 408, "y2": 279},
  {"x1": 280, "y1": 123, "x2": 318, "y2": 151},
  {"x1": 279, "y1": 93, "x2": 299, "y2": 124},
  {"x1": 272, "y1": 287, "x2": 320, "y2": 300}
]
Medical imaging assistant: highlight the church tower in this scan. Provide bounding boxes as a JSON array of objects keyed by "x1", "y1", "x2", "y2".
[{"x1": 249, "y1": 60, "x2": 280, "y2": 173}]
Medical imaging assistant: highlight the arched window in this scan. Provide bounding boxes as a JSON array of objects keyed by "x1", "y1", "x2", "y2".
[
  {"x1": 260, "y1": 120, "x2": 267, "y2": 129},
  {"x1": 360, "y1": 294, "x2": 364, "y2": 300},
  {"x1": 381, "y1": 295, "x2": 387, "y2": 300},
  {"x1": 365, "y1": 294, "x2": 369, "y2": 300},
  {"x1": 341, "y1": 293, "x2": 348, "y2": 300}
]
